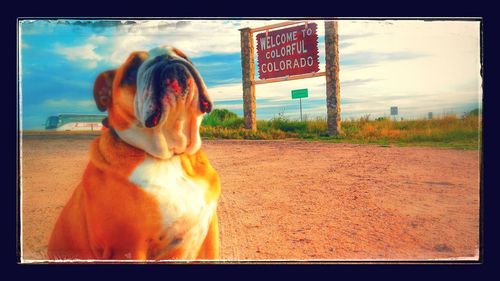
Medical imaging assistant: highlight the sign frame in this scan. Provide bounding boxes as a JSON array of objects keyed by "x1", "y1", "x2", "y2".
[
  {"x1": 256, "y1": 23, "x2": 320, "y2": 80},
  {"x1": 239, "y1": 20, "x2": 341, "y2": 136}
]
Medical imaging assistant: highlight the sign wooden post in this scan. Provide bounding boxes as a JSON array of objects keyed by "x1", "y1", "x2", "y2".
[
  {"x1": 240, "y1": 27, "x2": 257, "y2": 131},
  {"x1": 325, "y1": 20, "x2": 342, "y2": 136}
]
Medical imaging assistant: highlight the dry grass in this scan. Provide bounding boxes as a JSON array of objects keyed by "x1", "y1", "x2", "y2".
[
  {"x1": 201, "y1": 109, "x2": 481, "y2": 149},
  {"x1": 342, "y1": 115, "x2": 481, "y2": 146}
]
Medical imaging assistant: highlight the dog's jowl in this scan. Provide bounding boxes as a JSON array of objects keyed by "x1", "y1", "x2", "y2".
[{"x1": 47, "y1": 46, "x2": 221, "y2": 260}]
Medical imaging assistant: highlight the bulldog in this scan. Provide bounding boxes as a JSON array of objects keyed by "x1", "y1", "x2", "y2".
[{"x1": 47, "y1": 46, "x2": 220, "y2": 261}]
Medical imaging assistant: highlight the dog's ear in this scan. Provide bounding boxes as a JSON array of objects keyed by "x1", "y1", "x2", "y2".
[
  {"x1": 93, "y1": 70, "x2": 116, "y2": 112},
  {"x1": 172, "y1": 47, "x2": 192, "y2": 63}
]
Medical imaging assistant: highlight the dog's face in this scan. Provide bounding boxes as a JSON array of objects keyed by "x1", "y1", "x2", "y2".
[{"x1": 93, "y1": 46, "x2": 212, "y2": 159}]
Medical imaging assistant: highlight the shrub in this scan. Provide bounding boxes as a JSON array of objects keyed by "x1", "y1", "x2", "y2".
[
  {"x1": 466, "y1": 108, "x2": 480, "y2": 117},
  {"x1": 202, "y1": 109, "x2": 243, "y2": 127}
]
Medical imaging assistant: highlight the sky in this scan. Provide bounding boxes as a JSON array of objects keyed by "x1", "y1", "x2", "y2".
[{"x1": 19, "y1": 19, "x2": 482, "y2": 130}]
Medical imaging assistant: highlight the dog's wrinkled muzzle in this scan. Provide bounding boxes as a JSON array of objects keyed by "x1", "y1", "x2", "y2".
[
  {"x1": 134, "y1": 47, "x2": 212, "y2": 128},
  {"x1": 135, "y1": 59, "x2": 189, "y2": 128}
]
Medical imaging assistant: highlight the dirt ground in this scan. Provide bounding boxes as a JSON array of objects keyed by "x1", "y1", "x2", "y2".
[{"x1": 20, "y1": 135, "x2": 480, "y2": 262}]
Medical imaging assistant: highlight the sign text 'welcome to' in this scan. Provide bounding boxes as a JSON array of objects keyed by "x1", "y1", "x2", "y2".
[{"x1": 256, "y1": 23, "x2": 319, "y2": 80}]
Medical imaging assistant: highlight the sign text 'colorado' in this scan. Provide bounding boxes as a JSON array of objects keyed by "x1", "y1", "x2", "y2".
[{"x1": 256, "y1": 23, "x2": 319, "y2": 80}]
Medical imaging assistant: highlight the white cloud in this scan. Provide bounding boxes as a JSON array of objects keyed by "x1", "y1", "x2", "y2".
[
  {"x1": 56, "y1": 20, "x2": 323, "y2": 67},
  {"x1": 207, "y1": 83, "x2": 243, "y2": 101},
  {"x1": 213, "y1": 103, "x2": 242, "y2": 111},
  {"x1": 43, "y1": 98, "x2": 95, "y2": 108},
  {"x1": 208, "y1": 75, "x2": 328, "y2": 102},
  {"x1": 50, "y1": 19, "x2": 481, "y2": 120},
  {"x1": 97, "y1": 20, "x2": 322, "y2": 65},
  {"x1": 88, "y1": 34, "x2": 108, "y2": 44},
  {"x1": 97, "y1": 20, "x2": 246, "y2": 65},
  {"x1": 107, "y1": 34, "x2": 150, "y2": 65},
  {"x1": 54, "y1": 43, "x2": 102, "y2": 69}
]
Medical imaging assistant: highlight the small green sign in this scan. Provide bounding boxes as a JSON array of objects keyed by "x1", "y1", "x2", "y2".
[{"x1": 291, "y1": 88, "x2": 308, "y2": 99}]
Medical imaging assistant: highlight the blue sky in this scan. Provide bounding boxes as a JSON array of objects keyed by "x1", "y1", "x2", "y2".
[{"x1": 19, "y1": 19, "x2": 481, "y2": 130}]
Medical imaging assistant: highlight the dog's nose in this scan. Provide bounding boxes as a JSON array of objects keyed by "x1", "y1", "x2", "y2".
[
  {"x1": 160, "y1": 63, "x2": 192, "y2": 97},
  {"x1": 164, "y1": 79, "x2": 182, "y2": 96}
]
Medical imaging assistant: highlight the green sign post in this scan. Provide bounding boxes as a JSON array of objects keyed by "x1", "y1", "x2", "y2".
[{"x1": 291, "y1": 88, "x2": 309, "y2": 121}]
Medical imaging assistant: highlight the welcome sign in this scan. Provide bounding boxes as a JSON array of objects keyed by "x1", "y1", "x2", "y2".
[{"x1": 256, "y1": 23, "x2": 319, "y2": 80}]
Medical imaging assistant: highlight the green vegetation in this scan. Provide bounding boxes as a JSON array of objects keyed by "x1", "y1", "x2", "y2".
[{"x1": 201, "y1": 108, "x2": 482, "y2": 150}]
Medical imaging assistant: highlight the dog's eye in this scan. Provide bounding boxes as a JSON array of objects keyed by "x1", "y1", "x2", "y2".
[
  {"x1": 121, "y1": 61, "x2": 141, "y2": 86},
  {"x1": 120, "y1": 53, "x2": 146, "y2": 87},
  {"x1": 121, "y1": 68, "x2": 138, "y2": 86}
]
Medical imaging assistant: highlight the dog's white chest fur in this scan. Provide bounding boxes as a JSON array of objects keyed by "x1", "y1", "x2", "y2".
[{"x1": 129, "y1": 155, "x2": 215, "y2": 260}]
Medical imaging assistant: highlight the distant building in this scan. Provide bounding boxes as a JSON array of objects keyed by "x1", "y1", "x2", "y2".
[{"x1": 45, "y1": 114, "x2": 106, "y2": 131}]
